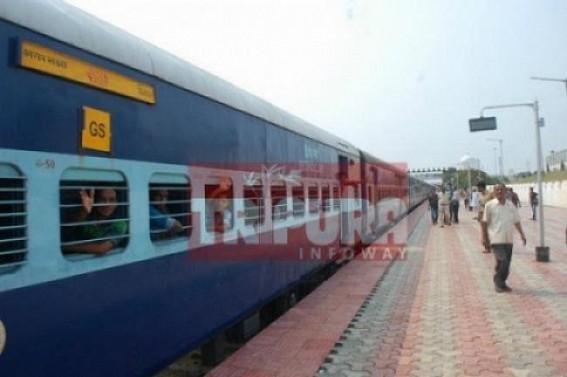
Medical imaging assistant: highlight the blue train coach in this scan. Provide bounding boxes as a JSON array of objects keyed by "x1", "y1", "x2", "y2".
[{"x1": 0, "y1": 0, "x2": 428, "y2": 375}]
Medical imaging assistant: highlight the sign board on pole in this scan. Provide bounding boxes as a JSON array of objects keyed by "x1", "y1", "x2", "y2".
[{"x1": 469, "y1": 117, "x2": 497, "y2": 132}]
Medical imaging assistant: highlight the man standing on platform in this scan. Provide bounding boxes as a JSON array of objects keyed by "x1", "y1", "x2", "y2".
[{"x1": 481, "y1": 184, "x2": 527, "y2": 293}]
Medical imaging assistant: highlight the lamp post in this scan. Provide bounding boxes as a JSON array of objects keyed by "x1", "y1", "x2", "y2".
[
  {"x1": 460, "y1": 155, "x2": 474, "y2": 207},
  {"x1": 492, "y1": 147, "x2": 498, "y2": 176},
  {"x1": 531, "y1": 76, "x2": 567, "y2": 95},
  {"x1": 486, "y1": 138, "x2": 504, "y2": 179},
  {"x1": 478, "y1": 100, "x2": 549, "y2": 262}
]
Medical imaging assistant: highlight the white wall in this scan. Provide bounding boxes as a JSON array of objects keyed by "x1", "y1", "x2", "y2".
[{"x1": 507, "y1": 180, "x2": 567, "y2": 208}]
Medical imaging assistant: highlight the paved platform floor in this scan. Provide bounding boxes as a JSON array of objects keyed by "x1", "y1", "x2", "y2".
[{"x1": 209, "y1": 205, "x2": 566, "y2": 377}]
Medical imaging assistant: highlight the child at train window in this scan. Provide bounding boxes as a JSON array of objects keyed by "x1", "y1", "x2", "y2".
[
  {"x1": 62, "y1": 188, "x2": 128, "y2": 255},
  {"x1": 149, "y1": 189, "x2": 183, "y2": 240}
]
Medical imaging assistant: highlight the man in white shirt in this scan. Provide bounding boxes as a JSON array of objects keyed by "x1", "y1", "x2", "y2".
[{"x1": 481, "y1": 184, "x2": 526, "y2": 293}]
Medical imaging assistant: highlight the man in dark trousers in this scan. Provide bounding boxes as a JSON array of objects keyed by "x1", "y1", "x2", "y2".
[
  {"x1": 428, "y1": 188, "x2": 439, "y2": 225},
  {"x1": 481, "y1": 184, "x2": 527, "y2": 293}
]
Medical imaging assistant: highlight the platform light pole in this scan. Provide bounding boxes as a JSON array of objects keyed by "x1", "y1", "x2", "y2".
[
  {"x1": 492, "y1": 147, "x2": 498, "y2": 176},
  {"x1": 531, "y1": 76, "x2": 567, "y2": 95},
  {"x1": 460, "y1": 155, "x2": 474, "y2": 205},
  {"x1": 486, "y1": 138, "x2": 504, "y2": 179},
  {"x1": 473, "y1": 100, "x2": 549, "y2": 261}
]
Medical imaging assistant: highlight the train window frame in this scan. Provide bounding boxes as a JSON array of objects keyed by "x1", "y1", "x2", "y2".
[
  {"x1": 243, "y1": 181, "x2": 265, "y2": 227},
  {"x1": 59, "y1": 168, "x2": 129, "y2": 259},
  {"x1": 270, "y1": 180, "x2": 288, "y2": 222},
  {"x1": 149, "y1": 173, "x2": 192, "y2": 244},
  {"x1": 0, "y1": 164, "x2": 27, "y2": 273},
  {"x1": 205, "y1": 178, "x2": 234, "y2": 233},
  {"x1": 308, "y1": 183, "x2": 319, "y2": 214},
  {"x1": 354, "y1": 184, "x2": 361, "y2": 207},
  {"x1": 321, "y1": 183, "x2": 331, "y2": 212},
  {"x1": 291, "y1": 183, "x2": 305, "y2": 218},
  {"x1": 332, "y1": 185, "x2": 340, "y2": 210}
]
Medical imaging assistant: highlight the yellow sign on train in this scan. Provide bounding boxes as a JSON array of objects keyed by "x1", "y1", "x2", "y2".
[
  {"x1": 18, "y1": 40, "x2": 156, "y2": 104},
  {"x1": 82, "y1": 107, "x2": 111, "y2": 153}
]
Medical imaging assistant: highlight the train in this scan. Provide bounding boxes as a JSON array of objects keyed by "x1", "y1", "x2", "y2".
[{"x1": 0, "y1": 0, "x2": 431, "y2": 375}]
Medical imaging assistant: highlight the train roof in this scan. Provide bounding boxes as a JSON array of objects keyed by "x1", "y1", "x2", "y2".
[
  {"x1": 0, "y1": 0, "x2": 359, "y2": 155},
  {"x1": 359, "y1": 150, "x2": 407, "y2": 176}
]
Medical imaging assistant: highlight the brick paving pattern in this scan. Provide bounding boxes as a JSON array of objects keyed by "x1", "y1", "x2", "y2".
[
  {"x1": 319, "y1": 206, "x2": 567, "y2": 377},
  {"x1": 209, "y1": 205, "x2": 566, "y2": 377}
]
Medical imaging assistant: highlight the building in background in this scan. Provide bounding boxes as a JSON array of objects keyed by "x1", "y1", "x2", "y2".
[
  {"x1": 546, "y1": 149, "x2": 566, "y2": 171},
  {"x1": 409, "y1": 169, "x2": 443, "y2": 186}
]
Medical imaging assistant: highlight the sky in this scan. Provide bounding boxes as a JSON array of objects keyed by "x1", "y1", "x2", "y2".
[{"x1": 64, "y1": 0, "x2": 567, "y2": 176}]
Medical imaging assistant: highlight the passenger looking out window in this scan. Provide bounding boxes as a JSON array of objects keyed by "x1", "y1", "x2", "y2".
[
  {"x1": 149, "y1": 189, "x2": 183, "y2": 239},
  {"x1": 210, "y1": 195, "x2": 232, "y2": 233},
  {"x1": 62, "y1": 188, "x2": 128, "y2": 255},
  {"x1": 206, "y1": 178, "x2": 233, "y2": 233}
]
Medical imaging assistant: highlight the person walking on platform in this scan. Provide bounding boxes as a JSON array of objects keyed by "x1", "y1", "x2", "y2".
[
  {"x1": 428, "y1": 188, "x2": 439, "y2": 225},
  {"x1": 470, "y1": 187, "x2": 479, "y2": 217},
  {"x1": 477, "y1": 181, "x2": 493, "y2": 253},
  {"x1": 509, "y1": 188, "x2": 520, "y2": 207},
  {"x1": 450, "y1": 189, "x2": 460, "y2": 224},
  {"x1": 481, "y1": 184, "x2": 526, "y2": 293},
  {"x1": 438, "y1": 187, "x2": 451, "y2": 227},
  {"x1": 529, "y1": 186, "x2": 538, "y2": 220}
]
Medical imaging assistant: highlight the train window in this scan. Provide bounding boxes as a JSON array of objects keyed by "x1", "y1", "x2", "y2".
[
  {"x1": 0, "y1": 164, "x2": 27, "y2": 273},
  {"x1": 332, "y1": 185, "x2": 340, "y2": 210},
  {"x1": 205, "y1": 179, "x2": 233, "y2": 233},
  {"x1": 271, "y1": 181, "x2": 287, "y2": 221},
  {"x1": 292, "y1": 184, "x2": 305, "y2": 217},
  {"x1": 308, "y1": 184, "x2": 319, "y2": 214},
  {"x1": 354, "y1": 185, "x2": 361, "y2": 205},
  {"x1": 321, "y1": 184, "x2": 331, "y2": 212},
  {"x1": 60, "y1": 169, "x2": 129, "y2": 257},
  {"x1": 244, "y1": 183, "x2": 264, "y2": 226},
  {"x1": 149, "y1": 174, "x2": 191, "y2": 242}
]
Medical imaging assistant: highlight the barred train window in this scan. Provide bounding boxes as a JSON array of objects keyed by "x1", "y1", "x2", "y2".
[
  {"x1": 206, "y1": 179, "x2": 234, "y2": 233},
  {"x1": 0, "y1": 164, "x2": 27, "y2": 272},
  {"x1": 332, "y1": 185, "x2": 340, "y2": 210},
  {"x1": 271, "y1": 180, "x2": 287, "y2": 221},
  {"x1": 149, "y1": 173, "x2": 191, "y2": 242},
  {"x1": 322, "y1": 184, "x2": 331, "y2": 212},
  {"x1": 308, "y1": 184, "x2": 319, "y2": 214},
  {"x1": 244, "y1": 182, "x2": 264, "y2": 226},
  {"x1": 292, "y1": 184, "x2": 305, "y2": 217},
  {"x1": 60, "y1": 169, "x2": 129, "y2": 256}
]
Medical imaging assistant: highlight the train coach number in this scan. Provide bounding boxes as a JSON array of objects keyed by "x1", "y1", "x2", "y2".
[{"x1": 82, "y1": 106, "x2": 111, "y2": 153}]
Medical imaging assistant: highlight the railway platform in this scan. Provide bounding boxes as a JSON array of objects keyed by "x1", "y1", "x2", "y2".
[{"x1": 206, "y1": 205, "x2": 567, "y2": 377}]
